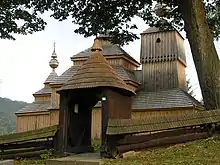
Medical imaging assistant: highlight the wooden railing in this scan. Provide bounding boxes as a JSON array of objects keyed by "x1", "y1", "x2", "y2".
[
  {"x1": 0, "y1": 125, "x2": 58, "y2": 160},
  {"x1": 106, "y1": 109, "x2": 220, "y2": 158}
]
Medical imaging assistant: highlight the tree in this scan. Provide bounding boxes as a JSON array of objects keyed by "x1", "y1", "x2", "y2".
[
  {"x1": 186, "y1": 78, "x2": 196, "y2": 98},
  {"x1": 0, "y1": 0, "x2": 48, "y2": 40},
  {"x1": 47, "y1": 0, "x2": 220, "y2": 110}
]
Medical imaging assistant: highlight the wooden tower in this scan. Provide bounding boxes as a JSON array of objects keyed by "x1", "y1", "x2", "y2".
[{"x1": 140, "y1": 27, "x2": 187, "y2": 92}]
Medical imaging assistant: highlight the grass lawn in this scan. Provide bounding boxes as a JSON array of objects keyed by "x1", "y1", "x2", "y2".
[{"x1": 17, "y1": 136, "x2": 220, "y2": 165}]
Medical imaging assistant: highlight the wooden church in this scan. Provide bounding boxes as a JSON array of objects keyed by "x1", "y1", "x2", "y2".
[{"x1": 15, "y1": 27, "x2": 203, "y2": 139}]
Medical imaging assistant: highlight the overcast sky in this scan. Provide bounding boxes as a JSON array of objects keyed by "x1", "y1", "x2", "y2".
[{"x1": 0, "y1": 13, "x2": 219, "y2": 103}]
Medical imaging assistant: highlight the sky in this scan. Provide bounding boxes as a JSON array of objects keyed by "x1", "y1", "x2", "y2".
[{"x1": 0, "y1": 13, "x2": 219, "y2": 103}]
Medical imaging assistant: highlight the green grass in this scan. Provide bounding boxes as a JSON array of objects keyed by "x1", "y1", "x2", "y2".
[
  {"x1": 16, "y1": 136, "x2": 220, "y2": 165},
  {"x1": 104, "y1": 136, "x2": 220, "y2": 165}
]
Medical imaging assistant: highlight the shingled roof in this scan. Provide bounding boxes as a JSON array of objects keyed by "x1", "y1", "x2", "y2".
[
  {"x1": 107, "y1": 109, "x2": 220, "y2": 135},
  {"x1": 18, "y1": 88, "x2": 203, "y2": 114},
  {"x1": 59, "y1": 39, "x2": 135, "y2": 95},
  {"x1": 33, "y1": 87, "x2": 51, "y2": 95},
  {"x1": 44, "y1": 71, "x2": 58, "y2": 84},
  {"x1": 16, "y1": 102, "x2": 50, "y2": 114},
  {"x1": 51, "y1": 65, "x2": 138, "y2": 86},
  {"x1": 50, "y1": 66, "x2": 80, "y2": 85},
  {"x1": 71, "y1": 38, "x2": 140, "y2": 66},
  {"x1": 132, "y1": 88, "x2": 203, "y2": 110},
  {"x1": 33, "y1": 71, "x2": 58, "y2": 95}
]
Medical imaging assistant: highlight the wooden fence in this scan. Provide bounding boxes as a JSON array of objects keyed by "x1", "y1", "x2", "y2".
[
  {"x1": 106, "y1": 109, "x2": 220, "y2": 157},
  {"x1": 0, "y1": 125, "x2": 58, "y2": 159},
  {"x1": 1, "y1": 110, "x2": 220, "y2": 159}
]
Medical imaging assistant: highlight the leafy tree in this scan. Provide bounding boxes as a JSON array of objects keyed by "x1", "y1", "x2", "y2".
[
  {"x1": 186, "y1": 79, "x2": 196, "y2": 98},
  {"x1": 1, "y1": 0, "x2": 220, "y2": 109},
  {"x1": 0, "y1": 0, "x2": 47, "y2": 40}
]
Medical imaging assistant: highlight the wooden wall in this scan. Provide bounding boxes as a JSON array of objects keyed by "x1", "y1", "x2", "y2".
[
  {"x1": 89, "y1": 107, "x2": 197, "y2": 139},
  {"x1": 140, "y1": 30, "x2": 187, "y2": 92},
  {"x1": 34, "y1": 95, "x2": 51, "y2": 103},
  {"x1": 106, "y1": 90, "x2": 132, "y2": 119},
  {"x1": 51, "y1": 87, "x2": 60, "y2": 108},
  {"x1": 91, "y1": 108, "x2": 102, "y2": 139},
  {"x1": 72, "y1": 56, "x2": 138, "y2": 70},
  {"x1": 140, "y1": 30, "x2": 186, "y2": 64},
  {"x1": 16, "y1": 110, "x2": 59, "y2": 133},
  {"x1": 50, "y1": 110, "x2": 59, "y2": 125},
  {"x1": 132, "y1": 108, "x2": 197, "y2": 119},
  {"x1": 118, "y1": 57, "x2": 138, "y2": 70},
  {"x1": 16, "y1": 107, "x2": 196, "y2": 139},
  {"x1": 142, "y1": 61, "x2": 180, "y2": 91},
  {"x1": 177, "y1": 61, "x2": 187, "y2": 90},
  {"x1": 16, "y1": 112, "x2": 50, "y2": 132}
]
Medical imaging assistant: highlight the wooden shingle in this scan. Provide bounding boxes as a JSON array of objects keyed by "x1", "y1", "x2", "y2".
[
  {"x1": 107, "y1": 109, "x2": 220, "y2": 135},
  {"x1": 59, "y1": 39, "x2": 135, "y2": 95}
]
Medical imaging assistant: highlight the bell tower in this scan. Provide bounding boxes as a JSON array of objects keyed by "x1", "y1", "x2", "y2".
[{"x1": 140, "y1": 27, "x2": 187, "y2": 91}]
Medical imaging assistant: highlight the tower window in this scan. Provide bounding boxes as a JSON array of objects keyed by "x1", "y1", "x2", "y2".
[{"x1": 156, "y1": 38, "x2": 161, "y2": 43}]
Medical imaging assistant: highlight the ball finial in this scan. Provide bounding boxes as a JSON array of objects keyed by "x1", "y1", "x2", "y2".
[{"x1": 49, "y1": 41, "x2": 59, "y2": 70}]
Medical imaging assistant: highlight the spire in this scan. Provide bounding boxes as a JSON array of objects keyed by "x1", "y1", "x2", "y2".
[
  {"x1": 49, "y1": 41, "x2": 59, "y2": 71},
  {"x1": 52, "y1": 41, "x2": 57, "y2": 58},
  {"x1": 44, "y1": 42, "x2": 59, "y2": 84}
]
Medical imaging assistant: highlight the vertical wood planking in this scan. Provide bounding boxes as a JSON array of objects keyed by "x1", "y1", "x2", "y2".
[{"x1": 141, "y1": 30, "x2": 187, "y2": 92}]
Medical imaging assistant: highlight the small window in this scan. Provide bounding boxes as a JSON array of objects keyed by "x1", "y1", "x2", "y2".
[{"x1": 156, "y1": 38, "x2": 161, "y2": 43}]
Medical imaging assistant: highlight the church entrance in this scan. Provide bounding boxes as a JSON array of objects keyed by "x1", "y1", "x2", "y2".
[
  {"x1": 57, "y1": 88, "x2": 102, "y2": 154},
  {"x1": 55, "y1": 87, "x2": 133, "y2": 157},
  {"x1": 54, "y1": 38, "x2": 134, "y2": 157}
]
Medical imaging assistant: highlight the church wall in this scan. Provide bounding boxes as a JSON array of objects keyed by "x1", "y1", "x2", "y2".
[
  {"x1": 119, "y1": 58, "x2": 138, "y2": 70},
  {"x1": 16, "y1": 112, "x2": 50, "y2": 132},
  {"x1": 177, "y1": 61, "x2": 187, "y2": 90},
  {"x1": 132, "y1": 108, "x2": 197, "y2": 119},
  {"x1": 142, "y1": 61, "x2": 179, "y2": 91},
  {"x1": 140, "y1": 31, "x2": 180, "y2": 63},
  {"x1": 34, "y1": 95, "x2": 51, "y2": 103},
  {"x1": 88, "y1": 107, "x2": 198, "y2": 139},
  {"x1": 51, "y1": 87, "x2": 60, "y2": 108},
  {"x1": 16, "y1": 106, "x2": 197, "y2": 138},
  {"x1": 92, "y1": 108, "x2": 102, "y2": 139},
  {"x1": 50, "y1": 110, "x2": 60, "y2": 125},
  {"x1": 72, "y1": 57, "x2": 139, "y2": 70}
]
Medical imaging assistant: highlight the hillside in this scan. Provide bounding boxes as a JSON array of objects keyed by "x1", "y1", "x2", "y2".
[{"x1": 0, "y1": 97, "x2": 29, "y2": 135}]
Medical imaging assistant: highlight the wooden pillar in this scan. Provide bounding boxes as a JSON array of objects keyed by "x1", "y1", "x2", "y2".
[
  {"x1": 100, "y1": 94, "x2": 109, "y2": 157},
  {"x1": 83, "y1": 105, "x2": 92, "y2": 147},
  {"x1": 54, "y1": 92, "x2": 69, "y2": 155}
]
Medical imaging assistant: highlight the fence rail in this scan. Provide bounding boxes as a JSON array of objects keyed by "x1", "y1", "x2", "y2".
[
  {"x1": 0, "y1": 125, "x2": 58, "y2": 159},
  {"x1": 106, "y1": 109, "x2": 220, "y2": 158}
]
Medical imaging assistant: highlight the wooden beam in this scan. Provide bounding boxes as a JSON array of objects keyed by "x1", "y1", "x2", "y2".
[
  {"x1": 117, "y1": 132, "x2": 210, "y2": 154},
  {"x1": 0, "y1": 125, "x2": 58, "y2": 145}
]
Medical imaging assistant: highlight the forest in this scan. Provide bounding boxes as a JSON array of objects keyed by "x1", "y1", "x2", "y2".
[{"x1": 0, "y1": 97, "x2": 28, "y2": 135}]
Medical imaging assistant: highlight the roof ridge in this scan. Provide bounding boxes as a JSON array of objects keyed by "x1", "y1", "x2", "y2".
[
  {"x1": 178, "y1": 88, "x2": 203, "y2": 108},
  {"x1": 71, "y1": 39, "x2": 140, "y2": 65}
]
